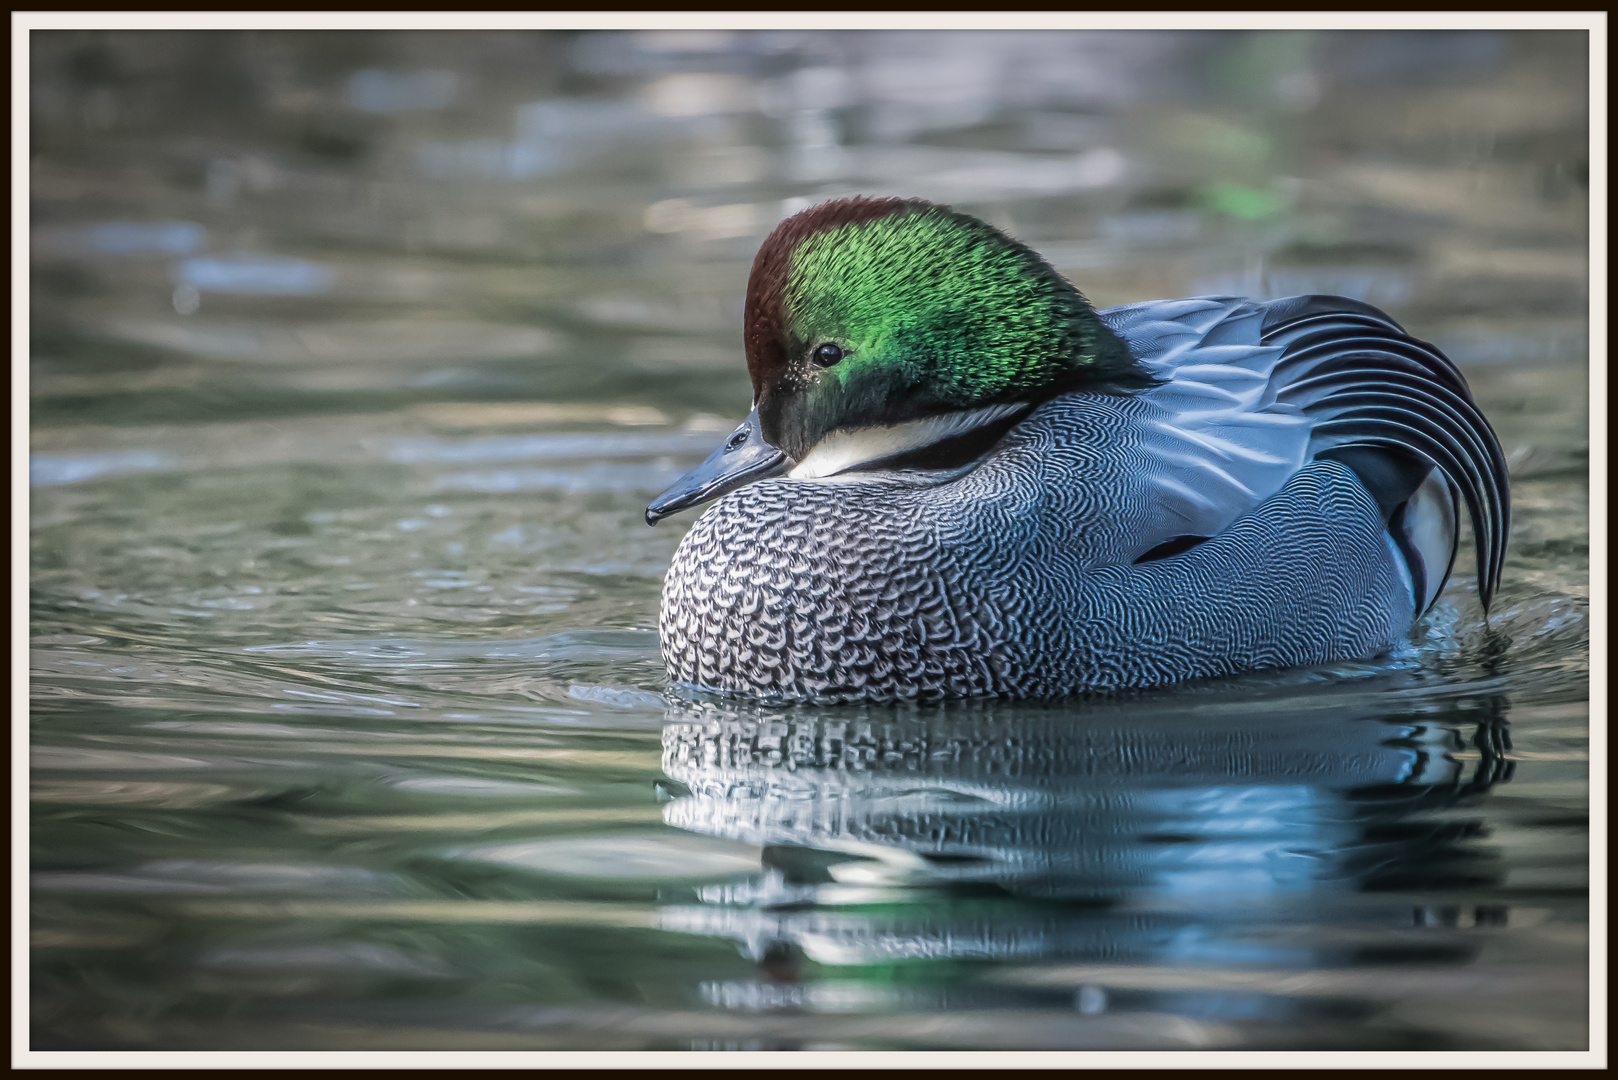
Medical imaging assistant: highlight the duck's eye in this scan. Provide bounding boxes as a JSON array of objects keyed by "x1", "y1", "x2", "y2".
[{"x1": 812, "y1": 343, "x2": 845, "y2": 367}]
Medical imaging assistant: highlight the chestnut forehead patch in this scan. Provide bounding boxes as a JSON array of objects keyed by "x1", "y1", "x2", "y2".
[{"x1": 743, "y1": 197, "x2": 910, "y2": 392}]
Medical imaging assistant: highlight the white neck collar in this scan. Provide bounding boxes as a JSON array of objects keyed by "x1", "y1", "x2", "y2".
[{"x1": 787, "y1": 402, "x2": 1031, "y2": 480}]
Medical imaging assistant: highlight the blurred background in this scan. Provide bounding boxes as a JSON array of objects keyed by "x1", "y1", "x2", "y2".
[
  {"x1": 29, "y1": 29, "x2": 1589, "y2": 435},
  {"x1": 29, "y1": 29, "x2": 1591, "y2": 1052}
]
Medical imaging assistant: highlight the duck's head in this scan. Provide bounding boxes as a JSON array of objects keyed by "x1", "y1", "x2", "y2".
[
  {"x1": 746, "y1": 196, "x2": 1143, "y2": 466},
  {"x1": 647, "y1": 196, "x2": 1146, "y2": 524}
]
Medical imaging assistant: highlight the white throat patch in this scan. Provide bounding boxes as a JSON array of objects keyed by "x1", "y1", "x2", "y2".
[{"x1": 787, "y1": 402, "x2": 1031, "y2": 480}]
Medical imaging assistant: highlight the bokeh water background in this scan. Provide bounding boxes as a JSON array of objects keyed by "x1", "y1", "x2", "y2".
[{"x1": 28, "y1": 29, "x2": 1591, "y2": 1052}]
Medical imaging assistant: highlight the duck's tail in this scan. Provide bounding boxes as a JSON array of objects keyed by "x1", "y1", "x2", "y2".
[{"x1": 1259, "y1": 295, "x2": 1510, "y2": 613}]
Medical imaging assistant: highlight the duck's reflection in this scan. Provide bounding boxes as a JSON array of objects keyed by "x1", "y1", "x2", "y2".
[{"x1": 655, "y1": 687, "x2": 1513, "y2": 1026}]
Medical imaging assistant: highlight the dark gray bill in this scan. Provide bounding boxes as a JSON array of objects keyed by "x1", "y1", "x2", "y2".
[{"x1": 646, "y1": 408, "x2": 788, "y2": 525}]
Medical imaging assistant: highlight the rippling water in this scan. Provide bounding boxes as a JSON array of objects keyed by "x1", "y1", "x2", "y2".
[{"x1": 29, "y1": 29, "x2": 1591, "y2": 1052}]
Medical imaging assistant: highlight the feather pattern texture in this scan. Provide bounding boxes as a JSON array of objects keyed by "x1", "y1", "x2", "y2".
[{"x1": 660, "y1": 294, "x2": 1508, "y2": 701}]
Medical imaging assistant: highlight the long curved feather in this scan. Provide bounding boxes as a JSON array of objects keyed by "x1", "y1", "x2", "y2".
[{"x1": 1256, "y1": 296, "x2": 1509, "y2": 610}]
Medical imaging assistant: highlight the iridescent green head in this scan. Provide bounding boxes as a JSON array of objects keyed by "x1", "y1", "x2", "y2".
[{"x1": 743, "y1": 196, "x2": 1145, "y2": 462}]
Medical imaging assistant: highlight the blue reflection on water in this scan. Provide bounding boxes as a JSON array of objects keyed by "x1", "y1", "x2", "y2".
[
  {"x1": 658, "y1": 691, "x2": 1511, "y2": 983},
  {"x1": 30, "y1": 450, "x2": 176, "y2": 486},
  {"x1": 79, "y1": 221, "x2": 207, "y2": 257},
  {"x1": 172, "y1": 255, "x2": 334, "y2": 296}
]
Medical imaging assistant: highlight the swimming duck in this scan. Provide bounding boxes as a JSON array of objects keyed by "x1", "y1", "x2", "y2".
[{"x1": 646, "y1": 196, "x2": 1509, "y2": 703}]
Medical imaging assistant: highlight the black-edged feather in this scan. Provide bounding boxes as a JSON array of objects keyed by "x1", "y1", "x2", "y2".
[{"x1": 1260, "y1": 296, "x2": 1509, "y2": 611}]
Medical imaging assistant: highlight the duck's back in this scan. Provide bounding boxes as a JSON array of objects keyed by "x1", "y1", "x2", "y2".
[{"x1": 661, "y1": 294, "x2": 1507, "y2": 702}]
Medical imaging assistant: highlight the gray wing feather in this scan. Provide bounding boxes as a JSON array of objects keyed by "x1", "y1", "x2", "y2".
[
  {"x1": 1100, "y1": 297, "x2": 1309, "y2": 551},
  {"x1": 1101, "y1": 294, "x2": 1508, "y2": 609}
]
